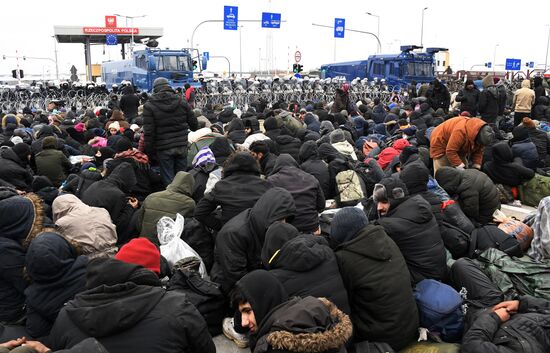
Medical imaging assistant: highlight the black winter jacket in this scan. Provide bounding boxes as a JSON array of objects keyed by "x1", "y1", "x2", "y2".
[
  {"x1": 62, "y1": 169, "x2": 103, "y2": 199},
  {"x1": 482, "y1": 142, "x2": 535, "y2": 186},
  {"x1": 462, "y1": 295, "x2": 550, "y2": 353},
  {"x1": 274, "y1": 134, "x2": 301, "y2": 162},
  {"x1": 210, "y1": 188, "x2": 296, "y2": 294},
  {"x1": 456, "y1": 87, "x2": 480, "y2": 115},
  {"x1": 436, "y1": 167, "x2": 500, "y2": 225},
  {"x1": 81, "y1": 162, "x2": 137, "y2": 235},
  {"x1": 525, "y1": 125, "x2": 550, "y2": 166},
  {"x1": 119, "y1": 86, "x2": 140, "y2": 119},
  {"x1": 49, "y1": 258, "x2": 215, "y2": 353},
  {"x1": 335, "y1": 225, "x2": 419, "y2": 350},
  {"x1": 479, "y1": 86, "x2": 500, "y2": 121},
  {"x1": 268, "y1": 154, "x2": 325, "y2": 232},
  {"x1": 142, "y1": 86, "x2": 198, "y2": 153},
  {"x1": 376, "y1": 195, "x2": 447, "y2": 283},
  {"x1": 0, "y1": 148, "x2": 33, "y2": 191},
  {"x1": 264, "y1": 233, "x2": 350, "y2": 315},
  {"x1": 426, "y1": 82, "x2": 451, "y2": 112},
  {"x1": 194, "y1": 154, "x2": 272, "y2": 231},
  {"x1": 24, "y1": 232, "x2": 87, "y2": 338},
  {"x1": 299, "y1": 141, "x2": 331, "y2": 198}
]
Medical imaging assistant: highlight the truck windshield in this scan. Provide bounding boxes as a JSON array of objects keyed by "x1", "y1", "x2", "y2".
[
  {"x1": 407, "y1": 62, "x2": 433, "y2": 77},
  {"x1": 156, "y1": 55, "x2": 191, "y2": 72}
]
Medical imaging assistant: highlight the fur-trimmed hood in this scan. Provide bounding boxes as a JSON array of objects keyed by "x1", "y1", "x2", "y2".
[{"x1": 254, "y1": 297, "x2": 352, "y2": 353}]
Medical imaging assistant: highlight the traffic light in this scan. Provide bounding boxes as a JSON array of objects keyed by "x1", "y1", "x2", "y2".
[
  {"x1": 297, "y1": 64, "x2": 303, "y2": 73},
  {"x1": 193, "y1": 60, "x2": 198, "y2": 70},
  {"x1": 11, "y1": 69, "x2": 23, "y2": 78},
  {"x1": 293, "y1": 63, "x2": 298, "y2": 73}
]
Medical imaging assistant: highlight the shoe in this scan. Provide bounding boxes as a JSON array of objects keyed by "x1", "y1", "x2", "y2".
[{"x1": 223, "y1": 317, "x2": 249, "y2": 348}]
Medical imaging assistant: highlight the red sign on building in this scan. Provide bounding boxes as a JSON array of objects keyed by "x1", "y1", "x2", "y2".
[
  {"x1": 83, "y1": 27, "x2": 139, "y2": 35},
  {"x1": 105, "y1": 15, "x2": 117, "y2": 28}
]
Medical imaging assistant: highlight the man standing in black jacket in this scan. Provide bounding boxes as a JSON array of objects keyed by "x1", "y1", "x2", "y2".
[
  {"x1": 456, "y1": 79, "x2": 480, "y2": 116},
  {"x1": 119, "y1": 85, "x2": 140, "y2": 124},
  {"x1": 143, "y1": 78, "x2": 198, "y2": 186}
]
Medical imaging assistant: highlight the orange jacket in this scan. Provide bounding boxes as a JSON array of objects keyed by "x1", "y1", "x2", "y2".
[{"x1": 430, "y1": 116, "x2": 487, "y2": 166}]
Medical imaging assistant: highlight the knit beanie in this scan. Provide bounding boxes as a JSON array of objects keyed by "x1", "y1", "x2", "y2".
[
  {"x1": 330, "y1": 207, "x2": 369, "y2": 245},
  {"x1": 74, "y1": 122, "x2": 86, "y2": 133},
  {"x1": 115, "y1": 238, "x2": 161, "y2": 275},
  {"x1": 330, "y1": 129, "x2": 346, "y2": 143},
  {"x1": 152, "y1": 77, "x2": 170, "y2": 92},
  {"x1": 32, "y1": 176, "x2": 54, "y2": 192}
]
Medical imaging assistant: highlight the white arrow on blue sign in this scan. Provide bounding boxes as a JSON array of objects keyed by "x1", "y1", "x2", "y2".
[
  {"x1": 106, "y1": 34, "x2": 118, "y2": 46},
  {"x1": 262, "y1": 12, "x2": 281, "y2": 28},
  {"x1": 505, "y1": 58, "x2": 521, "y2": 71},
  {"x1": 224, "y1": 6, "x2": 238, "y2": 30},
  {"x1": 334, "y1": 18, "x2": 345, "y2": 38},
  {"x1": 203, "y1": 52, "x2": 210, "y2": 61}
]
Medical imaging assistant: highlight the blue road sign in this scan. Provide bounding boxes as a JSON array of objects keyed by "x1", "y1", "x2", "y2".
[
  {"x1": 334, "y1": 18, "x2": 345, "y2": 38},
  {"x1": 106, "y1": 34, "x2": 118, "y2": 46},
  {"x1": 529, "y1": 61, "x2": 535, "y2": 69},
  {"x1": 262, "y1": 12, "x2": 281, "y2": 28},
  {"x1": 203, "y1": 51, "x2": 210, "y2": 61},
  {"x1": 224, "y1": 6, "x2": 238, "y2": 30},
  {"x1": 486, "y1": 62, "x2": 492, "y2": 68},
  {"x1": 505, "y1": 58, "x2": 521, "y2": 71}
]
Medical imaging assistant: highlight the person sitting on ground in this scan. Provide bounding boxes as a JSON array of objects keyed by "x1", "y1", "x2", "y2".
[
  {"x1": 482, "y1": 142, "x2": 535, "y2": 186},
  {"x1": 374, "y1": 177, "x2": 447, "y2": 283},
  {"x1": 35, "y1": 136, "x2": 72, "y2": 188},
  {"x1": 261, "y1": 221, "x2": 350, "y2": 314},
  {"x1": 231, "y1": 270, "x2": 352, "y2": 353},
  {"x1": 137, "y1": 171, "x2": 195, "y2": 245},
  {"x1": 521, "y1": 117, "x2": 550, "y2": 167},
  {"x1": 299, "y1": 140, "x2": 330, "y2": 198},
  {"x1": 267, "y1": 154, "x2": 325, "y2": 233},
  {"x1": 510, "y1": 125, "x2": 539, "y2": 170},
  {"x1": 52, "y1": 194, "x2": 118, "y2": 258},
  {"x1": 436, "y1": 166, "x2": 500, "y2": 225},
  {"x1": 0, "y1": 143, "x2": 33, "y2": 191},
  {"x1": 330, "y1": 129, "x2": 358, "y2": 160},
  {"x1": 24, "y1": 231, "x2": 88, "y2": 338},
  {"x1": 188, "y1": 146, "x2": 220, "y2": 202},
  {"x1": 249, "y1": 140, "x2": 277, "y2": 176},
  {"x1": 81, "y1": 162, "x2": 138, "y2": 243},
  {"x1": 194, "y1": 152, "x2": 272, "y2": 231},
  {"x1": 48, "y1": 256, "x2": 215, "y2": 353},
  {"x1": 331, "y1": 207, "x2": 419, "y2": 350}
]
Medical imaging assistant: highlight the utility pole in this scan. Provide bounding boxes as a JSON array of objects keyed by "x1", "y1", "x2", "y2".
[{"x1": 421, "y1": 7, "x2": 428, "y2": 47}]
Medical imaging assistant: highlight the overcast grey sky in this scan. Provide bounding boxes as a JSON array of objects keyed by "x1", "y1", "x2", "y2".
[{"x1": 1, "y1": 0, "x2": 549, "y2": 79}]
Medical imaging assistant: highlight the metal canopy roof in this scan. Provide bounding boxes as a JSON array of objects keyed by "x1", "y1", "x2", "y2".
[{"x1": 53, "y1": 26, "x2": 163, "y2": 44}]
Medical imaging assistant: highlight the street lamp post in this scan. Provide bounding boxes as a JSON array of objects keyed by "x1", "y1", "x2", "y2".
[
  {"x1": 51, "y1": 35, "x2": 59, "y2": 80},
  {"x1": 239, "y1": 25, "x2": 243, "y2": 78},
  {"x1": 365, "y1": 12, "x2": 380, "y2": 53},
  {"x1": 114, "y1": 14, "x2": 147, "y2": 56},
  {"x1": 421, "y1": 7, "x2": 428, "y2": 47},
  {"x1": 545, "y1": 24, "x2": 550, "y2": 73},
  {"x1": 493, "y1": 44, "x2": 499, "y2": 73}
]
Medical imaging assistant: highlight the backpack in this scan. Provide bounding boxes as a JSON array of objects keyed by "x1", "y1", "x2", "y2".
[
  {"x1": 167, "y1": 268, "x2": 226, "y2": 336},
  {"x1": 440, "y1": 221, "x2": 474, "y2": 259},
  {"x1": 472, "y1": 225, "x2": 523, "y2": 258},
  {"x1": 518, "y1": 173, "x2": 550, "y2": 207},
  {"x1": 335, "y1": 168, "x2": 367, "y2": 207},
  {"x1": 335, "y1": 161, "x2": 380, "y2": 207},
  {"x1": 414, "y1": 279, "x2": 465, "y2": 343}
]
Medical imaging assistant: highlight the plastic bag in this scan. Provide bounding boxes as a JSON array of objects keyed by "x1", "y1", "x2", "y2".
[{"x1": 157, "y1": 213, "x2": 207, "y2": 277}]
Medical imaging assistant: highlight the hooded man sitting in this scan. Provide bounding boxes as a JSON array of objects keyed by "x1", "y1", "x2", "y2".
[
  {"x1": 331, "y1": 207, "x2": 419, "y2": 350},
  {"x1": 374, "y1": 177, "x2": 447, "y2": 283},
  {"x1": 261, "y1": 222, "x2": 350, "y2": 315},
  {"x1": 48, "y1": 240, "x2": 215, "y2": 353},
  {"x1": 231, "y1": 270, "x2": 352, "y2": 353}
]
